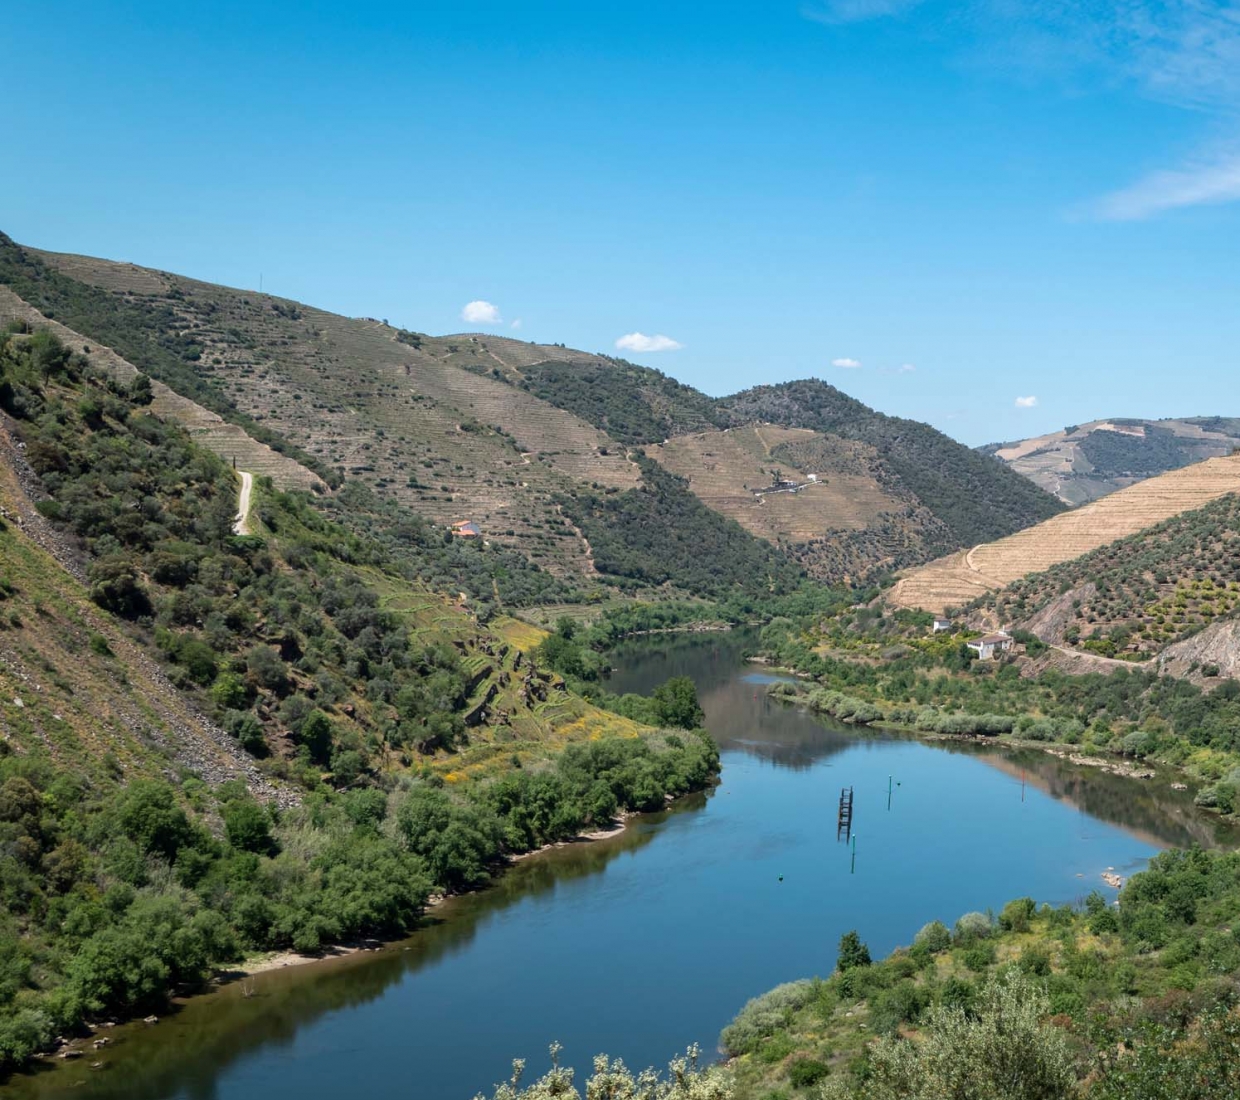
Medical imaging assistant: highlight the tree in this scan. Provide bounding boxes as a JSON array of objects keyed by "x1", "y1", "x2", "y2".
[
  {"x1": 223, "y1": 799, "x2": 273, "y2": 854},
  {"x1": 652, "y1": 676, "x2": 705, "y2": 729},
  {"x1": 837, "y1": 930, "x2": 872, "y2": 972}
]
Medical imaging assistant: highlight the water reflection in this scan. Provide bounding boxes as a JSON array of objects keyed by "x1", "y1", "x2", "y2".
[{"x1": 13, "y1": 632, "x2": 1236, "y2": 1100}]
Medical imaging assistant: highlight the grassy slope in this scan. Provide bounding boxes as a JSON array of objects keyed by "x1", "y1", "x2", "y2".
[
  {"x1": 724, "y1": 849, "x2": 1240, "y2": 1099},
  {"x1": 0, "y1": 463, "x2": 271, "y2": 794},
  {"x1": 719, "y1": 379, "x2": 1066, "y2": 548},
  {"x1": 890, "y1": 455, "x2": 1240, "y2": 617}
]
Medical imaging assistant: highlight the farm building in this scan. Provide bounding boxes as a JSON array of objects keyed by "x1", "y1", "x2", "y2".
[
  {"x1": 932, "y1": 618, "x2": 953, "y2": 634},
  {"x1": 967, "y1": 632, "x2": 1014, "y2": 661},
  {"x1": 450, "y1": 520, "x2": 481, "y2": 538}
]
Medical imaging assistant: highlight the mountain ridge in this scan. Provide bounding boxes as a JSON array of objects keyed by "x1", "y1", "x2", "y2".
[
  {"x1": 982, "y1": 417, "x2": 1240, "y2": 506},
  {"x1": 2, "y1": 233, "x2": 1064, "y2": 590}
]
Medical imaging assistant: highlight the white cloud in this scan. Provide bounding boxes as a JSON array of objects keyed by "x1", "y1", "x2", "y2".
[
  {"x1": 510, "y1": 318, "x2": 523, "y2": 330},
  {"x1": 615, "y1": 332, "x2": 683, "y2": 353},
  {"x1": 802, "y1": 0, "x2": 924, "y2": 25},
  {"x1": 1095, "y1": 149, "x2": 1240, "y2": 220},
  {"x1": 1015, "y1": 395, "x2": 1038, "y2": 409},
  {"x1": 461, "y1": 300, "x2": 502, "y2": 325},
  {"x1": 832, "y1": 357, "x2": 862, "y2": 369},
  {"x1": 898, "y1": 362, "x2": 916, "y2": 373}
]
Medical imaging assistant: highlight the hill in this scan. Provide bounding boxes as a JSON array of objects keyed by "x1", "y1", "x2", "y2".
[
  {"x1": 888, "y1": 454, "x2": 1240, "y2": 616},
  {"x1": 975, "y1": 492, "x2": 1240, "y2": 663},
  {"x1": 0, "y1": 319, "x2": 723, "y2": 1072},
  {"x1": 982, "y1": 417, "x2": 1240, "y2": 505},
  {"x1": 0, "y1": 234, "x2": 1065, "y2": 591},
  {"x1": 718, "y1": 379, "x2": 1066, "y2": 548}
]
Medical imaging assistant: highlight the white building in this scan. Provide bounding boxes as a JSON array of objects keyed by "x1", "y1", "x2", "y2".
[
  {"x1": 967, "y1": 631, "x2": 1014, "y2": 661},
  {"x1": 932, "y1": 618, "x2": 953, "y2": 634}
]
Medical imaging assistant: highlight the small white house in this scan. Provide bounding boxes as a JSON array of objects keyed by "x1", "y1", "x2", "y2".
[
  {"x1": 968, "y1": 631, "x2": 1014, "y2": 661},
  {"x1": 932, "y1": 618, "x2": 953, "y2": 634}
]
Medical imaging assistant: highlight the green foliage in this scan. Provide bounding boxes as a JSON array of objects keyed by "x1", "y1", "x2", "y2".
[
  {"x1": 516, "y1": 357, "x2": 722, "y2": 446},
  {"x1": 820, "y1": 972, "x2": 1075, "y2": 1100},
  {"x1": 983, "y1": 493, "x2": 1240, "y2": 658},
  {"x1": 720, "y1": 379, "x2": 1065, "y2": 548},
  {"x1": 557, "y1": 457, "x2": 805, "y2": 599},
  {"x1": 837, "y1": 930, "x2": 872, "y2": 971}
]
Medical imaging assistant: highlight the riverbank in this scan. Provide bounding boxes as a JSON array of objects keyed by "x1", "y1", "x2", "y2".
[{"x1": 773, "y1": 684, "x2": 1207, "y2": 794}]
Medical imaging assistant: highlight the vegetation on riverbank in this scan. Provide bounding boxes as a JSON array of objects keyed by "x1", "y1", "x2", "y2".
[
  {"x1": 758, "y1": 614, "x2": 1240, "y2": 809},
  {"x1": 723, "y1": 848, "x2": 1240, "y2": 1099},
  {"x1": 0, "y1": 324, "x2": 723, "y2": 1075},
  {"x1": 0, "y1": 727, "x2": 717, "y2": 1074}
]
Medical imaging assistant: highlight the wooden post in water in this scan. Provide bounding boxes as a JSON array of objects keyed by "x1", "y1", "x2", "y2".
[
  {"x1": 887, "y1": 774, "x2": 892, "y2": 811},
  {"x1": 850, "y1": 833, "x2": 857, "y2": 875}
]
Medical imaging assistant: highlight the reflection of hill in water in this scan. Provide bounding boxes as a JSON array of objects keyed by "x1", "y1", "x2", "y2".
[
  {"x1": 609, "y1": 630, "x2": 875, "y2": 770},
  {"x1": 972, "y1": 748, "x2": 1240, "y2": 852}
]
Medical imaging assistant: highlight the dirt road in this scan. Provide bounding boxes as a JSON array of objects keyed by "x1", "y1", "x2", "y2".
[{"x1": 233, "y1": 470, "x2": 253, "y2": 535}]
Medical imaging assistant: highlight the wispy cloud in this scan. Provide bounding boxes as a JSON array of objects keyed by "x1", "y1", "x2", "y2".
[
  {"x1": 802, "y1": 0, "x2": 924, "y2": 24},
  {"x1": 1095, "y1": 148, "x2": 1240, "y2": 220},
  {"x1": 898, "y1": 362, "x2": 916, "y2": 373},
  {"x1": 616, "y1": 332, "x2": 682, "y2": 353},
  {"x1": 510, "y1": 318, "x2": 523, "y2": 330},
  {"x1": 832, "y1": 356, "x2": 862, "y2": 368},
  {"x1": 1015, "y1": 395, "x2": 1038, "y2": 409},
  {"x1": 461, "y1": 300, "x2": 501, "y2": 325},
  {"x1": 806, "y1": 2, "x2": 1240, "y2": 219}
]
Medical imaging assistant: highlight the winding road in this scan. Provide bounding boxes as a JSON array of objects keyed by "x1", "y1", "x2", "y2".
[{"x1": 233, "y1": 469, "x2": 253, "y2": 535}]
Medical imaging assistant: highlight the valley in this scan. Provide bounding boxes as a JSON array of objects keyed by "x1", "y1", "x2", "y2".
[{"x1": 3, "y1": 231, "x2": 1240, "y2": 1100}]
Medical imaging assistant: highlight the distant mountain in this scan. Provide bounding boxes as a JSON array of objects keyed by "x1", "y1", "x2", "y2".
[
  {"x1": 981, "y1": 418, "x2": 1240, "y2": 506},
  {"x1": 0, "y1": 232, "x2": 1064, "y2": 589}
]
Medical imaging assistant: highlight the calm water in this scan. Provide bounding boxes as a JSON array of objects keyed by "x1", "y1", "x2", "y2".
[{"x1": 14, "y1": 631, "x2": 1236, "y2": 1100}]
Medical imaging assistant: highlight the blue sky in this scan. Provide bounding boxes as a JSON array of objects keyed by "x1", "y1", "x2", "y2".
[{"x1": 4, "y1": 1, "x2": 1239, "y2": 445}]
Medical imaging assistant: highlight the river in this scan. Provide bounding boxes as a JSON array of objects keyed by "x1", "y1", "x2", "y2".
[{"x1": 13, "y1": 631, "x2": 1236, "y2": 1099}]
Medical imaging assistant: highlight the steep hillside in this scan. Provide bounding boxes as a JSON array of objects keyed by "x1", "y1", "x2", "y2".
[
  {"x1": 977, "y1": 493, "x2": 1240, "y2": 661},
  {"x1": 983, "y1": 417, "x2": 1240, "y2": 505},
  {"x1": 0, "y1": 320, "x2": 724, "y2": 1073},
  {"x1": 719, "y1": 379, "x2": 1066, "y2": 548},
  {"x1": 648, "y1": 425, "x2": 954, "y2": 581},
  {"x1": 2, "y1": 235, "x2": 1068, "y2": 591},
  {"x1": 0, "y1": 421, "x2": 283, "y2": 800},
  {"x1": 890, "y1": 455, "x2": 1240, "y2": 616}
]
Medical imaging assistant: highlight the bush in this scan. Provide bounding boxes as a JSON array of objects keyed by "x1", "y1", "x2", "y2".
[
  {"x1": 837, "y1": 930, "x2": 872, "y2": 972},
  {"x1": 787, "y1": 1058, "x2": 830, "y2": 1087},
  {"x1": 954, "y1": 911, "x2": 993, "y2": 944},
  {"x1": 913, "y1": 920, "x2": 952, "y2": 954}
]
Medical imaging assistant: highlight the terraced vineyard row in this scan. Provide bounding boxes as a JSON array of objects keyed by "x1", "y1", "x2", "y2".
[{"x1": 890, "y1": 455, "x2": 1240, "y2": 615}]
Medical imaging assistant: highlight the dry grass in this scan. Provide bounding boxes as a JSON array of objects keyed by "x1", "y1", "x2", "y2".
[{"x1": 891, "y1": 455, "x2": 1240, "y2": 615}]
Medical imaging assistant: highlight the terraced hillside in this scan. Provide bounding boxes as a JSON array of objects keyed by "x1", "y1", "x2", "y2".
[
  {"x1": 0, "y1": 286, "x2": 323, "y2": 491},
  {"x1": 17, "y1": 244, "x2": 641, "y2": 578},
  {"x1": 719, "y1": 379, "x2": 1066, "y2": 547},
  {"x1": 983, "y1": 417, "x2": 1240, "y2": 505},
  {"x1": 2, "y1": 233, "x2": 1067, "y2": 590},
  {"x1": 889, "y1": 455, "x2": 1240, "y2": 615},
  {"x1": 648, "y1": 425, "x2": 953, "y2": 580},
  {"x1": 973, "y1": 493, "x2": 1240, "y2": 662}
]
